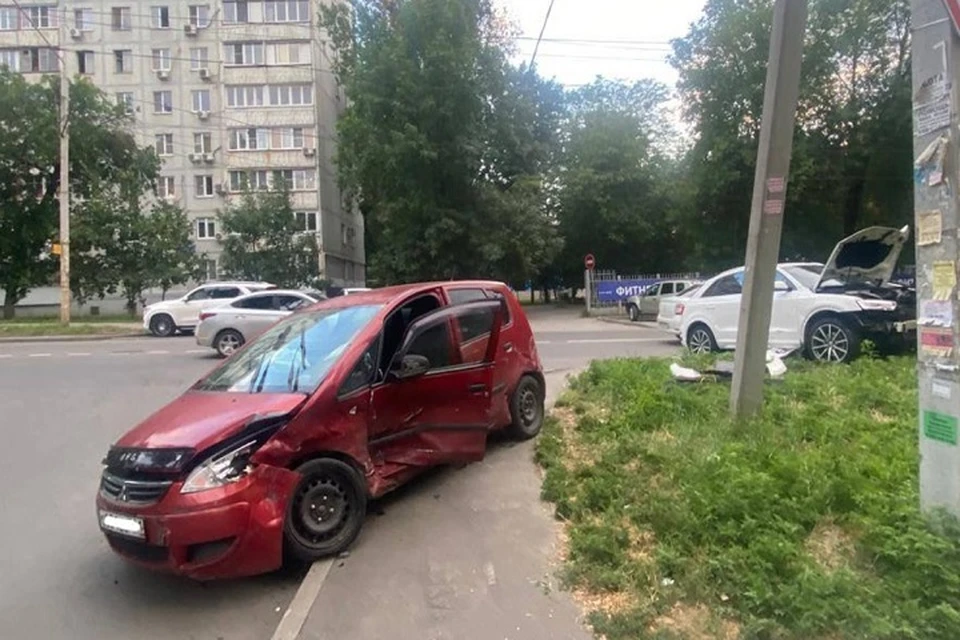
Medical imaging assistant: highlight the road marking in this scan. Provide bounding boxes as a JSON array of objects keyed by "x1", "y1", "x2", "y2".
[
  {"x1": 67, "y1": 352, "x2": 91, "y2": 357},
  {"x1": 185, "y1": 349, "x2": 208, "y2": 354},
  {"x1": 566, "y1": 338, "x2": 666, "y2": 344},
  {"x1": 270, "y1": 559, "x2": 335, "y2": 640},
  {"x1": 0, "y1": 354, "x2": 12, "y2": 359},
  {"x1": 537, "y1": 340, "x2": 552, "y2": 344},
  {"x1": 29, "y1": 353, "x2": 52, "y2": 358},
  {"x1": 146, "y1": 350, "x2": 169, "y2": 355}
]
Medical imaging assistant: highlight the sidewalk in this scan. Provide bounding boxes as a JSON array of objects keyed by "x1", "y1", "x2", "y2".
[
  {"x1": 293, "y1": 369, "x2": 592, "y2": 640},
  {"x1": 0, "y1": 322, "x2": 145, "y2": 343}
]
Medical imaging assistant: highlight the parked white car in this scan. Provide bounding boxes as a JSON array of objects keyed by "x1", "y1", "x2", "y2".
[
  {"x1": 626, "y1": 279, "x2": 699, "y2": 321},
  {"x1": 656, "y1": 283, "x2": 702, "y2": 338},
  {"x1": 677, "y1": 226, "x2": 916, "y2": 363},
  {"x1": 143, "y1": 281, "x2": 275, "y2": 337},
  {"x1": 195, "y1": 289, "x2": 324, "y2": 357}
]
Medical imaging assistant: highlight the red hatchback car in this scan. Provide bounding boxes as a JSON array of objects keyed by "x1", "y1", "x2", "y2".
[{"x1": 96, "y1": 281, "x2": 545, "y2": 579}]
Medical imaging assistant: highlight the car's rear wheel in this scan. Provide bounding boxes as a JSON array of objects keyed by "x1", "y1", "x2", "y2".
[
  {"x1": 149, "y1": 314, "x2": 175, "y2": 337},
  {"x1": 507, "y1": 375, "x2": 545, "y2": 440},
  {"x1": 214, "y1": 329, "x2": 244, "y2": 358},
  {"x1": 805, "y1": 316, "x2": 859, "y2": 364},
  {"x1": 284, "y1": 459, "x2": 367, "y2": 564},
  {"x1": 627, "y1": 304, "x2": 640, "y2": 322},
  {"x1": 687, "y1": 323, "x2": 717, "y2": 355}
]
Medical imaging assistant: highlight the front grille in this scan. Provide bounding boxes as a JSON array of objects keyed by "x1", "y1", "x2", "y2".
[
  {"x1": 100, "y1": 471, "x2": 172, "y2": 505},
  {"x1": 105, "y1": 533, "x2": 168, "y2": 564}
]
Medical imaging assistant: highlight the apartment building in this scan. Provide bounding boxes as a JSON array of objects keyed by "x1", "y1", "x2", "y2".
[{"x1": 0, "y1": 0, "x2": 365, "y2": 286}]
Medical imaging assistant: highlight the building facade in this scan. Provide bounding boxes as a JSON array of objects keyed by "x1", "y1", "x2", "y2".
[{"x1": 0, "y1": 0, "x2": 365, "y2": 286}]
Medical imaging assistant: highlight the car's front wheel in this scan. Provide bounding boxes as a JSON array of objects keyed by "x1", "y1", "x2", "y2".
[
  {"x1": 687, "y1": 323, "x2": 717, "y2": 355},
  {"x1": 284, "y1": 458, "x2": 367, "y2": 564},
  {"x1": 149, "y1": 314, "x2": 176, "y2": 337},
  {"x1": 627, "y1": 304, "x2": 640, "y2": 322},
  {"x1": 805, "y1": 316, "x2": 859, "y2": 363},
  {"x1": 507, "y1": 375, "x2": 545, "y2": 440},
  {"x1": 214, "y1": 329, "x2": 244, "y2": 358}
]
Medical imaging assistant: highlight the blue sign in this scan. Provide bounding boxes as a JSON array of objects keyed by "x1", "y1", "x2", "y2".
[{"x1": 595, "y1": 279, "x2": 660, "y2": 303}]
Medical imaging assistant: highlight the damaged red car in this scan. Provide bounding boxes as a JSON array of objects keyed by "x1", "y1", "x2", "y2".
[{"x1": 96, "y1": 281, "x2": 545, "y2": 579}]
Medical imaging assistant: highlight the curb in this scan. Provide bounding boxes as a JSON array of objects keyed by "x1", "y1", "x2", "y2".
[
  {"x1": 596, "y1": 316, "x2": 660, "y2": 329},
  {"x1": 0, "y1": 332, "x2": 147, "y2": 344}
]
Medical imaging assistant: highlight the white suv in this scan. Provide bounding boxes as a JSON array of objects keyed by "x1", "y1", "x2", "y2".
[{"x1": 143, "y1": 281, "x2": 275, "y2": 337}]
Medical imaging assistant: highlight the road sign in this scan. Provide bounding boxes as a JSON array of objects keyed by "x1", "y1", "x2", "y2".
[
  {"x1": 51, "y1": 243, "x2": 61, "y2": 255},
  {"x1": 946, "y1": 0, "x2": 960, "y2": 34},
  {"x1": 584, "y1": 254, "x2": 596, "y2": 270}
]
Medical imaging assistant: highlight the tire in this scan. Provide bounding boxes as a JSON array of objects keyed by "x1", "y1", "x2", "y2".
[
  {"x1": 507, "y1": 375, "x2": 545, "y2": 441},
  {"x1": 214, "y1": 329, "x2": 244, "y2": 358},
  {"x1": 149, "y1": 314, "x2": 176, "y2": 338},
  {"x1": 284, "y1": 458, "x2": 368, "y2": 564},
  {"x1": 627, "y1": 304, "x2": 640, "y2": 322},
  {"x1": 805, "y1": 316, "x2": 860, "y2": 364},
  {"x1": 686, "y1": 323, "x2": 717, "y2": 355}
]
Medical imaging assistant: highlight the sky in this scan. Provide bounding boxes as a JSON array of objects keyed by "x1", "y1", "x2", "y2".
[{"x1": 495, "y1": 0, "x2": 707, "y2": 91}]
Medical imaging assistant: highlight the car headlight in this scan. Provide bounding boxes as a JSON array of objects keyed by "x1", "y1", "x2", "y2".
[
  {"x1": 180, "y1": 441, "x2": 257, "y2": 494},
  {"x1": 856, "y1": 299, "x2": 897, "y2": 312}
]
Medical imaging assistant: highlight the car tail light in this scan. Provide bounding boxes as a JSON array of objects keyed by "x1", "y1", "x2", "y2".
[
  {"x1": 675, "y1": 303, "x2": 685, "y2": 316},
  {"x1": 199, "y1": 311, "x2": 217, "y2": 321}
]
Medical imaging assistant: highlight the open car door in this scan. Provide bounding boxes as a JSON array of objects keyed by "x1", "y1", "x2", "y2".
[{"x1": 368, "y1": 299, "x2": 503, "y2": 468}]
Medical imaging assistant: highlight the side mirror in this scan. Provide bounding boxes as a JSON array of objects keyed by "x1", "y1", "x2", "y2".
[
  {"x1": 390, "y1": 354, "x2": 430, "y2": 381},
  {"x1": 774, "y1": 280, "x2": 789, "y2": 292}
]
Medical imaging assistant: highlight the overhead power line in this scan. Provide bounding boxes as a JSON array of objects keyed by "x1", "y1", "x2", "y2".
[{"x1": 529, "y1": 0, "x2": 557, "y2": 69}]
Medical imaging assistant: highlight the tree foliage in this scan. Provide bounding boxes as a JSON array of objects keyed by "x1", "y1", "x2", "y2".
[
  {"x1": 218, "y1": 188, "x2": 320, "y2": 287},
  {"x1": 0, "y1": 73, "x2": 157, "y2": 317}
]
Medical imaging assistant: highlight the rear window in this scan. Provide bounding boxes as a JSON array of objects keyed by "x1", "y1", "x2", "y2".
[{"x1": 446, "y1": 287, "x2": 511, "y2": 326}]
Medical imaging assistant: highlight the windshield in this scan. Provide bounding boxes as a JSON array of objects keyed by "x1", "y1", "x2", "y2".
[
  {"x1": 195, "y1": 304, "x2": 382, "y2": 394},
  {"x1": 783, "y1": 264, "x2": 844, "y2": 290}
]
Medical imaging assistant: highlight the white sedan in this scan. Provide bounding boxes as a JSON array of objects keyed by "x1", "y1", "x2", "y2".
[{"x1": 677, "y1": 226, "x2": 915, "y2": 363}]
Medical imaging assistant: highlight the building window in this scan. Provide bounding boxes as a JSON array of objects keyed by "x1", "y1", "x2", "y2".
[
  {"x1": 273, "y1": 169, "x2": 316, "y2": 191},
  {"x1": 225, "y1": 85, "x2": 264, "y2": 108},
  {"x1": 155, "y1": 133, "x2": 174, "y2": 156},
  {"x1": 191, "y1": 89, "x2": 211, "y2": 113},
  {"x1": 111, "y1": 7, "x2": 131, "y2": 31},
  {"x1": 157, "y1": 176, "x2": 176, "y2": 198},
  {"x1": 195, "y1": 176, "x2": 215, "y2": 198},
  {"x1": 266, "y1": 42, "x2": 310, "y2": 66},
  {"x1": 196, "y1": 217, "x2": 216, "y2": 238},
  {"x1": 267, "y1": 84, "x2": 313, "y2": 107},
  {"x1": 76, "y1": 51, "x2": 94, "y2": 75},
  {"x1": 188, "y1": 5, "x2": 210, "y2": 28},
  {"x1": 189, "y1": 47, "x2": 209, "y2": 70},
  {"x1": 272, "y1": 127, "x2": 311, "y2": 149},
  {"x1": 73, "y1": 8, "x2": 93, "y2": 31},
  {"x1": 0, "y1": 7, "x2": 16, "y2": 30},
  {"x1": 228, "y1": 170, "x2": 269, "y2": 192},
  {"x1": 224, "y1": 42, "x2": 264, "y2": 66},
  {"x1": 153, "y1": 90, "x2": 173, "y2": 114},
  {"x1": 22, "y1": 48, "x2": 59, "y2": 73},
  {"x1": 114, "y1": 49, "x2": 132, "y2": 74},
  {"x1": 264, "y1": 0, "x2": 309, "y2": 23},
  {"x1": 22, "y1": 5, "x2": 58, "y2": 29},
  {"x1": 295, "y1": 211, "x2": 317, "y2": 232},
  {"x1": 0, "y1": 49, "x2": 19, "y2": 71},
  {"x1": 223, "y1": 1, "x2": 249, "y2": 24},
  {"x1": 341, "y1": 223, "x2": 347, "y2": 247},
  {"x1": 151, "y1": 48, "x2": 171, "y2": 71},
  {"x1": 151, "y1": 6, "x2": 170, "y2": 28},
  {"x1": 228, "y1": 127, "x2": 270, "y2": 150},
  {"x1": 193, "y1": 132, "x2": 212, "y2": 154},
  {"x1": 204, "y1": 259, "x2": 218, "y2": 280},
  {"x1": 115, "y1": 92, "x2": 134, "y2": 112}
]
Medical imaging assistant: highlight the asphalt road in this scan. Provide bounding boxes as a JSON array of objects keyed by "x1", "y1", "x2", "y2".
[{"x1": 0, "y1": 309, "x2": 677, "y2": 640}]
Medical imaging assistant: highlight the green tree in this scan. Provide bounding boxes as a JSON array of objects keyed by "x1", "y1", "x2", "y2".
[
  {"x1": 0, "y1": 73, "x2": 149, "y2": 318},
  {"x1": 218, "y1": 187, "x2": 320, "y2": 287},
  {"x1": 320, "y1": 0, "x2": 562, "y2": 286}
]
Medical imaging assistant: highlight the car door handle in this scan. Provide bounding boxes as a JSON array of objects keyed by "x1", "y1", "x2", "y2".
[
  {"x1": 503, "y1": 342, "x2": 514, "y2": 353},
  {"x1": 468, "y1": 383, "x2": 487, "y2": 393}
]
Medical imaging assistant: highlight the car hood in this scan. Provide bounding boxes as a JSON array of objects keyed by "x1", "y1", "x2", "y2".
[
  {"x1": 115, "y1": 391, "x2": 306, "y2": 452},
  {"x1": 145, "y1": 298, "x2": 183, "y2": 312},
  {"x1": 816, "y1": 225, "x2": 910, "y2": 291}
]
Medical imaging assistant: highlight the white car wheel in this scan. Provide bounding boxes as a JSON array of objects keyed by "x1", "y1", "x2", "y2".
[
  {"x1": 687, "y1": 325, "x2": 716, "y2": 355},
  {"x1": 215, "y1": 330, "x2": 244, "y2": 358},
  {"x1": 807, "y1": 318, "x2": 858, "y2": 363}
]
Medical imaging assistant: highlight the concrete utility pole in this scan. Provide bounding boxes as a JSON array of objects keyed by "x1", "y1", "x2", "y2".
[
  {"x1": 58, "y1": 15, "x2": 70, "y2": 326},
  {"x1": 730, "y1": 0, "x2": 808, "y2": 418},
  {"x1": 912, "y1": 0, "x2": 960, "y2": 517}
]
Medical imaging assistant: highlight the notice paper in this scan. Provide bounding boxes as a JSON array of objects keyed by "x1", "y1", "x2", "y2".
[
  {"x1": 920, "y1": 300, "x2": 954, "y2": 327},
  {"x1": 933, "y1": 261, "x2": 957, "y2": 301},
  {"x1": 918, "y1": 210, "x2": 943, "y2": 246}
]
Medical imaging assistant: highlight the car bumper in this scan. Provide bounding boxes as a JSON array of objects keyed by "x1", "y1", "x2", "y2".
[
  {"x1": 194, "y1": 322, "x2": 216, "y2": 347},
  {"x1": 96, "y1": 465, "x2": 300, "y2": 580},
  {"x1": 848, "y1": 312, "x2": 917, "y2": 350}
]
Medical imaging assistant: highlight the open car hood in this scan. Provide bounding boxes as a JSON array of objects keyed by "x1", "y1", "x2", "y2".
[{"x1": 816, "y1": 225, "x2": 910, "y2": 291}]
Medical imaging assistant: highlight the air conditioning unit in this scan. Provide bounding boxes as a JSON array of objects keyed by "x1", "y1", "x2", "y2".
[
  {"x1": 215, "y1": 232, "x2": 222, "y2": 241},
  {"x1": 302, "y1": 148, "x2": 316, "y2": 157},
  {"x1": 197, "y1": 110, "x2": 210, "y2": 120},
  {"x1": 202, "y1": 153, "x2": 215, "y2": 164},
  {"x1": 184, "y1": 24, "x2": 198, "y2": 36},
  {"x1": 198, "y1": 68, "x2": 211, "y2": 80},
  {"x1": 156, "y1": 69, "x2": 170, "y2": 80},
  {"x1": 188, "y1": 153, "x2": 201, "y2": 163},
  {"x1": 69, "y1": 28, "x2": 82, "y2": 40},
  {"x1": 163, "y1": 194, "x2": 178, "y2": 203},
  {"x1": 214, "y1": 183, "x2": 226, "y2": 196}
]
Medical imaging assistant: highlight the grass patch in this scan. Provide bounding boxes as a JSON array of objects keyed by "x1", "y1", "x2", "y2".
[
  {"x1": 0, "y1": 314, "x2": 138, "y2": 324},
  {"x1": 537, "y1": 356, "x2": 960, "y2": 639},
  {"x1": 0, "y1": 323, "x2": 141, "y2": 337}
]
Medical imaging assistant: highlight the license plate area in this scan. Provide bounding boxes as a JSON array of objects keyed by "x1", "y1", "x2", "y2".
[{"x1": 99, "y1": 510, "x2": 145, "y2": 540}]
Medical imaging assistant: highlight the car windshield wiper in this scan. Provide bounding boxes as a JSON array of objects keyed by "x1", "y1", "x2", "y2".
[
  {"x1": 249, "y1": 326, "x2": 293, "y2": 393},
  {"x1": 287, "y1": 327, "x2": 308, "y2": 393}
]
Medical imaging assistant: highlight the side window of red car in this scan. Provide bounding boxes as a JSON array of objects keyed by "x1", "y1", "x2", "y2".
[
  {"x1": 339, "y1": 337, "x2": 381, "y2": 397},
  {"x1": 484, "y1": 289, "x2": 511, "y2": 325},
  {"x1": 405, "y1": 322, "x2": 454, "y2": 371}
]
